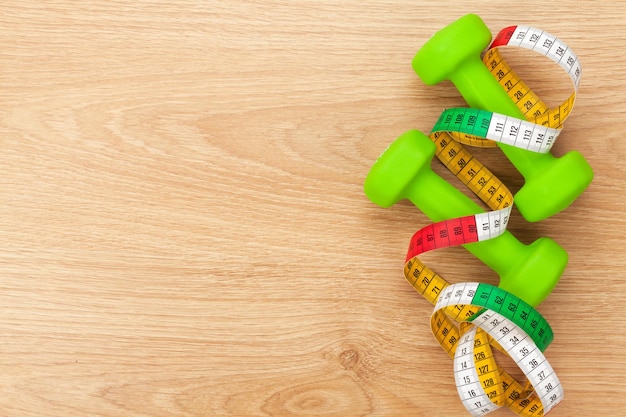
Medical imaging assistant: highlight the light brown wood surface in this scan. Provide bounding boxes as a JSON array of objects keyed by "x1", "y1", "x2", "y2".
[{"x1": 1, "y1": 2, "x2": 625, "y2": 416}]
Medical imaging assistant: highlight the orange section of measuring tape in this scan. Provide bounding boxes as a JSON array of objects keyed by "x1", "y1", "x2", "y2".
[{"x1": 402, "y1": 28, "x2": 578, "y2": 416}]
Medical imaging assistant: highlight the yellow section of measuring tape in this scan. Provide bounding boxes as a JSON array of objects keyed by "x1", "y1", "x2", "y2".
[
  {"x1": 429, "y1": 131, "x2": 514, "y2": 210},
  {"x1": 404, "y1": 40, "x2": 577, "y2": 416},
  {"x1": 484, "y1": 48, "x2": 576, "y2": 128},
  {"x1": 403, "y1": 258, "x2": 506, "y2": 407}
]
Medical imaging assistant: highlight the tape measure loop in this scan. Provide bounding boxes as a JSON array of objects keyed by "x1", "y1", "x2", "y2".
[{"x1": 434, "y1": 283, "x2": 563, "y2": 415}]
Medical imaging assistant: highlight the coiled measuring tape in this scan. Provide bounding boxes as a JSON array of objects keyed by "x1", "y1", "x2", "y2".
[{"x1": 404, "y1": 25, "x2": 580, "y2": 416}]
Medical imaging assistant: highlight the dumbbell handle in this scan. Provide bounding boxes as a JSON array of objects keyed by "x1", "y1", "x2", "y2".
[
  {"x1": 408, "y1": 164, "x2": 524, "y2": 278},
  {"x1": 452, "y1": 57, "x2": 522, "y2": 116}
]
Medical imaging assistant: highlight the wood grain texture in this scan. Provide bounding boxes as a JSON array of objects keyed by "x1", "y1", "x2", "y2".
[{"x1": 1, "y1": 1, "x2": 625, "y2": 416}]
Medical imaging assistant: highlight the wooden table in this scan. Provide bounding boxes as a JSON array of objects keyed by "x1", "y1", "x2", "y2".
[{"x1": 2, "y1": 2, "x2": 624, "y2": 416}]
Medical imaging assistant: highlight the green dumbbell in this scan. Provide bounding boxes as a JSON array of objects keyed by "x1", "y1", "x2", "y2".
[
  {"x1": 364, "y1": 129, "x2": 567, "y2": 307},
  {"x1": 412, "y1": 14, "x2": 593, "y2": 222}
]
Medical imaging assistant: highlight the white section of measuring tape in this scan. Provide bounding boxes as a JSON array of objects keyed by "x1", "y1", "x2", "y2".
[
  {"x1": 474, "y1": 208, "x2": 511, "y2": 242},
  {"x1": 436, "y1": 283, "x2": 564, "y2": 416},
  {"x1": 484, "y1": 113, "x2": 559, "y2": 153},
  {"x1": 454, "y1": 328, "x2": 501, "y2": 416},
  {"x1": 501, "y1": 26, "x2": 581, "y2": 89},
  {"x1": 472, "y1": 310, "x2": 564, "y2": 415}
]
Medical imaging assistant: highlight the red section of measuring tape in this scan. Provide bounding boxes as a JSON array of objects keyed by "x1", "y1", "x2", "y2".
[
  {"x1": 405, "y1": 215, "x2": 479, "y2": 262},
  {"x1": 489, "y1": 25, "x2": 517, "y2": 48}
]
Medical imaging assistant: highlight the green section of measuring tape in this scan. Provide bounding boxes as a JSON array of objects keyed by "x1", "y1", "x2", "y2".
[
  {"x1": 432, "y1": 107, "x2": 562, "y2": 154},
  {"x1": 433, "y1": 108, "x2": 492, "y2": 138},
  {"x1": 437, "y1": 282, "x2": 553, "y2": 352},
  {"x1": 468, "y1": 283, "x2": 553, "y2": 351}
]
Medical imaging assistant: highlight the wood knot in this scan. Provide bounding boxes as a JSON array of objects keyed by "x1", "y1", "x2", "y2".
[{"x1": 339, "y1": 348, "x2": 359, "y2": 370}]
